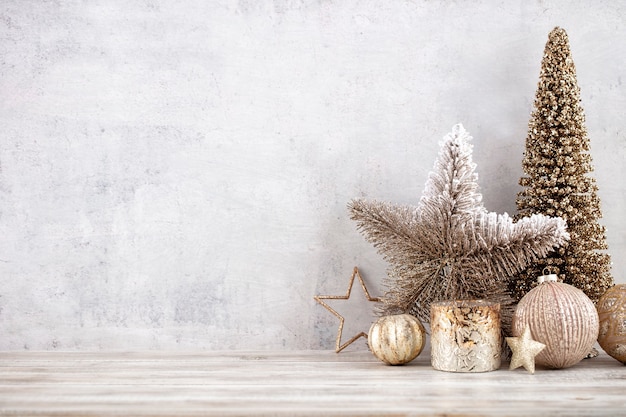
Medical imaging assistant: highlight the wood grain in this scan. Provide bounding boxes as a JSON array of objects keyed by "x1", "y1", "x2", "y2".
[{"x1": 1, "y1": 350, "x2": 625, "y2": 416}]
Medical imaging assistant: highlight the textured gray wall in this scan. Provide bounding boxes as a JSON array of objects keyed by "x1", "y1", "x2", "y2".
[{"x1": 0, "y1": 1, "x2": 624, "y2": 350}]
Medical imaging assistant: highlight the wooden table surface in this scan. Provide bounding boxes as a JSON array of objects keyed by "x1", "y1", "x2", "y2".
[{"x1": 1, "y1": 349, "x2": 625, "y2": 416}]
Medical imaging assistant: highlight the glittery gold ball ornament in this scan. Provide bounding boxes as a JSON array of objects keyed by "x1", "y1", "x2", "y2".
[
  {"x1": 597, "y1": 284, "x2": 626, "y2": 364},
  {"x1": 512, "y1": 271, "x2": 599, "y2": 369},
  {"x1": 368, "y1": 314, "x2": 426, "y2": 365}
]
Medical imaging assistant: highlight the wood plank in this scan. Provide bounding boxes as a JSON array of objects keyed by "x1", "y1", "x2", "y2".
[{"x1": 0, "y1": 350, "x2": 625, "y2": 416}]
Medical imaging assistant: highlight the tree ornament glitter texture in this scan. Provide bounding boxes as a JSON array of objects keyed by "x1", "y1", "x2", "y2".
[
  {"x1": 512, "y1": 26, "x2": 613, "y2": 303},
  {"x1": 512, "y1": 271, "x2": 599, "y2": 369},
  {"x1": 349, "y1": 124, "x2": 569, "y2": 333}
]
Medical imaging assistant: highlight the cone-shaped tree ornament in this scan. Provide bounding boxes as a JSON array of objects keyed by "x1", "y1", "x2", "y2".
[
  {"x1": 511, "y1": 27, "x2": 613, "y2": 303},
  {"x1": 349, "y1": 124, "x2": 570, "y2": 332}
]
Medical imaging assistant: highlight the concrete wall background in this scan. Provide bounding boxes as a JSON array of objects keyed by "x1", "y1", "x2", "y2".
[{"x1": 0, "y1": 0, "x2": 624, "y2": 350}]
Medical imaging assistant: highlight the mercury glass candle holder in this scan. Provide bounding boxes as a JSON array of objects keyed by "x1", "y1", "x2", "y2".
[{"x1": 430, "y1": 299, "x2": 502, "y2": 372}]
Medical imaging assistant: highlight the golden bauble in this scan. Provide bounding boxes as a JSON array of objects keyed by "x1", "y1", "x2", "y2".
[
  {"x1": 368, "y1": 314, "x2": 425, "y2": 365},
  {"x1": 513, "y1": 280, "x2": 599, "y2": 369},
  {"x1": 597, "y1": 284, "x2": 626, "y2": 364}
]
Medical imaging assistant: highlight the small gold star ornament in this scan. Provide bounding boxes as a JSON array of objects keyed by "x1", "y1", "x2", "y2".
[
  {"x1": 506, "y1": 326, "x2": 546, "y2": 374},
  {"x1": 314, "y1": 267, "x2": 380, "y2": 353}
]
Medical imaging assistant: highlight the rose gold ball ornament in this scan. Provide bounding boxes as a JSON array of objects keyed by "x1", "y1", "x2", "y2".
[
  {"x1": 512, "y1": 270, "x2": 599, "y2": 369},
  {"x1": 597, "y1": 284, "x2": 626, "y2": 364}
]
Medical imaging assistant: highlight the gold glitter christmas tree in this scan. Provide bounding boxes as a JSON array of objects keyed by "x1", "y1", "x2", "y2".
[
  {"x1": 511, "y1": 27, "x2": 613, "y2": 303},
  {"x1": 349, "y1": 124, "x2": 569, "y2": 331}
]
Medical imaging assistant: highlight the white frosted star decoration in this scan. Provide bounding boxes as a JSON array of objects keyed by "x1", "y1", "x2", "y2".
[
  {"x1": 506, "y1": 326, "x2": 546, "y2": 374},
  {"x1": 349, "y1": 124, "x2": 570, "y2": 323}
]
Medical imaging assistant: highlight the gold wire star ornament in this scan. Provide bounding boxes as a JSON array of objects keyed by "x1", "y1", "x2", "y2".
[
  {"x1": 506, "y1": 326, "x2": 546, "y2": 374},
  {"x1": 314, "y1": 266, "x2": 381, "y2": 353}
]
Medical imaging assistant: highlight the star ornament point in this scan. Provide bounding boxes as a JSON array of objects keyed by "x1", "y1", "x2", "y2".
[
  {"x1": 314, "y1": 267, "x2": 380, "y2": 353},
  {"x1": 506, "y1": 326, "x2": 546, "y2": 374}
]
